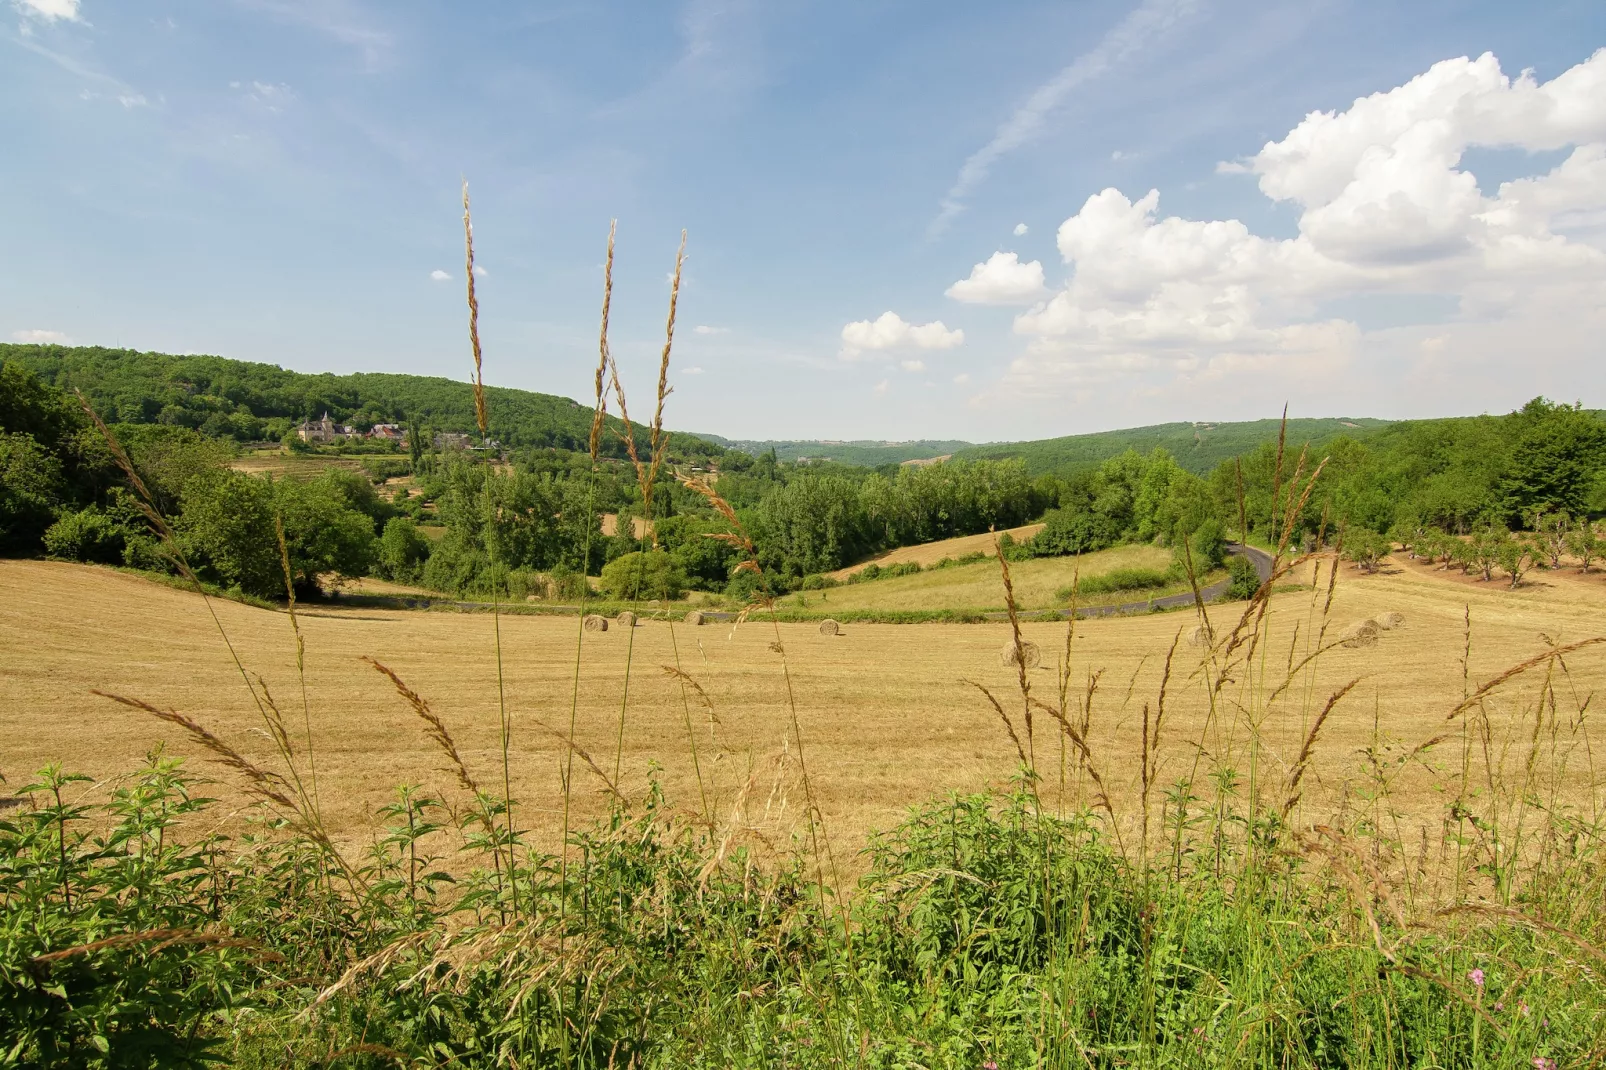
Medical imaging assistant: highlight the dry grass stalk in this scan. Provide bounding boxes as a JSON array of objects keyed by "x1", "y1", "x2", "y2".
[
  {"x1": 1444, "y1": 637, "x2": 1605, "y2": 723},
  {"x1": 661, "y1": 665, "x2": 721, "y2": 727},
  {"x1": 530, "y1": 720, "x2": 626, "y2": 803},
  {"x1": 275, "y1": 514, "x2": 318, "y2": 810},
  {"x1": 1281, "y1": 678, "x2": 1361, "y2": 820},
  {"x1": 993, "y1": 537, "x2": 1033, "y2": 757},
  {"x1": 361, "y1": 657, "x2": 480, "y2": 796},
  {"x1": 28, "y1": 927, "x2": 281, "y2": 973},
  {"x1": 91, "y1": 690, "x2": 295, "y2": 810},
  {"x1": 590, "y1": 220, "x2": 616, "y2": 462},
  {"x1": 462, "y1": 179, "x2": 488, "y2": 440},
  {"x1": 962, "y1": 679, "x2": 1027, "y2": 766}
]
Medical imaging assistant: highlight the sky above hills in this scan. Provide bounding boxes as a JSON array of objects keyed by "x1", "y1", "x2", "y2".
[{"x1": 3, "y1": 0, "x2": 1604, "y2": 442}]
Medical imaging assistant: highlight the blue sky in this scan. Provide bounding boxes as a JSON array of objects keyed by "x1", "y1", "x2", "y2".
[{"x1": 3, "y1": 1, "x2": 1604, "y2": 442}]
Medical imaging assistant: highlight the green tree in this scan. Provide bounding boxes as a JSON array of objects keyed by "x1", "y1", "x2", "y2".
[
  {"x1": 1567, "y1": 519, "x2": 1602, "y2": 572},
  {"x1": 1341, "y1": 528, "x2": 1392, "y2": 572},
  {"x1": 377, "y1": 517, "x2": 431, "y2": 583},
  {"x1": 600, "y1": 550, "x2": 687, "y2": 601},
  {"x1": 1500, "y1": 398, "x2": 1606, "y2": 521},
  {"x1": 174, "y1": 471, "x2": 281, "y2": 596}
]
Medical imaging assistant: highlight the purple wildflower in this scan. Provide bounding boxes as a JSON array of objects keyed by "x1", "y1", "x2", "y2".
[
  {"x1": 1532, "y1": 1057, "x2": 1556, "y2": 1070},
  {"x1": 1468, "y1": 968, "x2": 1485, "y2": 988}
]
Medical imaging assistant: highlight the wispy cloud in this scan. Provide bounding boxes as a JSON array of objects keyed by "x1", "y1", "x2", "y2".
[
  {"x1": 429, "y1": 269, "x2": 450, "y2": 281},
  {"x1": 7, "y1": 31, "x2": 151, "y2": 107},
  {"x1": 693, "y1": 324, "x2": 729, "y2": 335},
  {"x1": 930, "y1": 0, "x2": 1194, "y2": 236},
  {"x1": 12, "y1": 328, "x2": 71, "y2": 343},
  {"x1": 235, "y1": 0, "x2": 392, "y2": 69},
  {"x1": 682, "y1": 365, "x2": 705, "y2": 375},
  {"x1": 13, "y1": 0, "x2": 81, "y2": 23}
]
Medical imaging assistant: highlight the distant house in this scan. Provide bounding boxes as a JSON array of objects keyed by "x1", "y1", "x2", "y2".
[
  {"x1": 297, "y1": 412, "x2": 340, "y2": 444},
  {"x1": 369, "y1": 423, "x2": 405, "y2": 442},
  {"x1": 434, "y1": 432, "x2": 473, "y2": 450}
]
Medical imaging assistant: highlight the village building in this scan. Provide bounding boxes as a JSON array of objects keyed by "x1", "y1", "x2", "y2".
[
  {"x1": 297, "y1": 412, "x2": 342, "y2": 444},
  {"x1": 368, "y1": 423, "x2": 405, "y2": 442}
]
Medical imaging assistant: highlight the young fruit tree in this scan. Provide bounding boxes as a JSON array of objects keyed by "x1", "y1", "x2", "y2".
[
  {"x1": 1567, "y1": 519, "x2": 1602, "y2": 572},
  {"x1": 1469, "y1": 525, "x2": 1506, "y2": 583},
  {"x1": 1497, "y1": 536, "x2": 1537, "y2": 589},
  {"x1": 1342, "y1": 528, "x2": 1392, "y2": 572},
  {"x1": 1529, "y1": 509, "x2": 1571, "y2": 569}
]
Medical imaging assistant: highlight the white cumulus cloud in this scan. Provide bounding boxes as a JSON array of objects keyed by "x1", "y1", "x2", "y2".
[
  {"x1": 13, "y1": 0, "x2": 81, "y2": 22},
  {"x1": 12, "y1": 329, "x2": 71, "y2": 343},
  {"x1": 840, "y1": 311, "x2": 964, "y2": 357},
  {"x1": 430, "y1": 269, "x2": 450, "y2": 281},
  {"x1": 946, "y1": 251, "x2": 1048, "y2": 305},
  {"x1": 953, "y1": 372, "x2": 971, "y2": 385},
  {"x1": 900, "y1": 359, "x2": 926, "y2": 372},
  {"x1": 1013, "y1": 223, "x2": 1029, "y2": 236},
  {"x1": 994, "y1": 49, "x2": 1606, "y2": 413}
]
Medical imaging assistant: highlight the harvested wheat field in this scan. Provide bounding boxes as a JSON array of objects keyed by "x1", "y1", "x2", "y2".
[
  {"x1": 4, "y1": 557, "x2": 1604, "y2": 871},
  {"x1": 827, "y1": 522, "x2": 1045, "y2": 579}
]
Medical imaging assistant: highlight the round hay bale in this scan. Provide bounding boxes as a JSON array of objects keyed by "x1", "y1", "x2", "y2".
[
  {"x1": 1372, "y1": 611, "x2": 1406, "y2": 630},
  {"x1": 617, "y1": 610, "x2": 638, "y2": 628},
  {"x1": 1339, "y1": 618, "x2": 1380, "y2": 648},
  {"x1": 818, "y1": 618, "x2": 841, "y2": 636},
  {"x1": 999, "y1": 638, "x2": 1041, "y2": 669},
  {"x1": 683, "y1": 610, "x2": 705, "y2": 626},
  {"x1": 583, "y1": 613, "x2": 608, "y2": 633},
  {"x1": 1187, "y1": 623, "x2": 1213, "y2": 648}
]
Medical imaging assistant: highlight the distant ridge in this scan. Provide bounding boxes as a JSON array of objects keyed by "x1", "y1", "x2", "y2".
[
  {"x1": 952, "y1": 417, "x2": 1394, "y2": 476},
  {"x1": 694, "y1": 436, "x2": 974, "y2": 467}
]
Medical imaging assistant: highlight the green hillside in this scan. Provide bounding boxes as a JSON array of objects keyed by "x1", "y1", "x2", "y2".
[
  {"x1": 953, "y1": 417, "x2": 1394, "y2": 476},
  {"x1": 1, "y1": 344, "x2": 720, "y2": 460},
  {"x1": 696, "y1": 436, "x2": 973, "y2": 467}
]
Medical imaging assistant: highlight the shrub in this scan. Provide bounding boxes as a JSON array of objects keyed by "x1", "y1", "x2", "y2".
[
  {"x1": 1030, "y1": 506, "x2": 1111, "y2": 557},
  {"x1": 548, "y1": 563, "x2": 589, "y2": 601},
  {"x1": 800, "y1": 573, "x2": 840, "y2": 590},
  {"x1": 377, "y1": 517, "x2": 431, "y2": 583},
  {"x1": 43, "y1": 506, "x2": 129, "y2": 565},
  {"x1": 1184, "y1": 518, "x2": 1227, "y2": 571},
  {"x1": 601, "y1": 550, "x2": 687, "y2": 601},
  {"x1": 1056, "y1": 566, "x2": 1175, "y2": 601},
  {"x1": 1225, "y1": 553, "x2": 1260, "y2": 599}
]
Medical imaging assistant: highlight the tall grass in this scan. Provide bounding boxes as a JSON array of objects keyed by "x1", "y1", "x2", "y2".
[{"x1": 5, "y1": 219, "x2": 1604, "y2": 1068}]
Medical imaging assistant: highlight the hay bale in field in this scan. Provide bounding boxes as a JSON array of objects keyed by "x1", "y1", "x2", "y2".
[
  {"x1": 1372, "y1": 611, "x2": 1406, "y2": 630},
  {"x1": 525, "y1": 594, "x2": 539, "y2": 603},
  {"x1": 583, "y1": 614, "x2": 608, "y2": 633},
  {"x1": 1000, "y1": 638, "x2": 1041, "y2": 669},
  {"x1": 1187, "y1": 622, "x2": 1213, "y2": 647},
  {"x1": 1339, "y1": 618, "x2": 1380, "y2": 648},
  {"x1": 818, "y1": 618, "x2": 841, "y2": 636},
  {"x1": 617, "y1": 611, "x2": 638, "y2": 627},
  {"x1": 684, "y1": 610, "x2": 706, "y2": 626}
]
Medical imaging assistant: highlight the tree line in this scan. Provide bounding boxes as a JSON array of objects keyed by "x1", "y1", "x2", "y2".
[{"x1": 6, "y1": 351, "x2": 1604, "y2": 604}]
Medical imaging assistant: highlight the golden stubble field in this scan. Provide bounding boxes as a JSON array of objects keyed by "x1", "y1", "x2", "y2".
[{"x1": 4, "y1": 557, "x2": 1604, "y2": 870}]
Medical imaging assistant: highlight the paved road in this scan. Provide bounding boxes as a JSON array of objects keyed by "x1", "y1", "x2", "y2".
[{"x1": 354, "y1": 542, "x2": 1276, "y2": 624}]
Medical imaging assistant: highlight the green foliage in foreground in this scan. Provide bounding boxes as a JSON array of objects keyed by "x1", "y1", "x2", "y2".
[{"x1": 3, "y1": 759, "x2": 1600, "y2": 1068}]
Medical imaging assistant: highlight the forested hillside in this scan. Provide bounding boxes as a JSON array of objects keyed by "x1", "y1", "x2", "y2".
[
  {"x1": 1, "y1": 344, "x2": 721, "y2": 460},
  {"x1": 955, "y1": 417, "x2": 1394, "y2": 476},
  {"x1": 700, "y1": 436, "x2": 974, "y2": 466}
]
